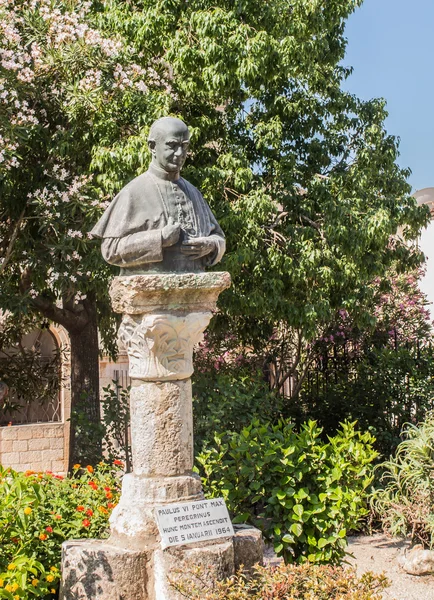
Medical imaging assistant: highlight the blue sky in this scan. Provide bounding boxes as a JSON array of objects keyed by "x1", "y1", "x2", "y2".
[{"x1": 344, "y1": 0, "x2": 434, "y2": 192}]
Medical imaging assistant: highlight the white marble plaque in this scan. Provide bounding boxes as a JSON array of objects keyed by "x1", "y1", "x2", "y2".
[{"x1": 155, "y1": 498, "x2": 234, "y2": 549}]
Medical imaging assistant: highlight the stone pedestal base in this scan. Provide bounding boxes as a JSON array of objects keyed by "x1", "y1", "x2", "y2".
[
  {"x1": 60, "y1": 526, "x2": 263, "y2": 600},
  {"x1": 109, "y1": 472, "x2": 204, "y2": 549}
]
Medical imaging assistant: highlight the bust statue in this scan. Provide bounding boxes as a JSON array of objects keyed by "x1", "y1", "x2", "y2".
[{"x1": 90, "y1": 117, "x2": 225, "y2": 274}]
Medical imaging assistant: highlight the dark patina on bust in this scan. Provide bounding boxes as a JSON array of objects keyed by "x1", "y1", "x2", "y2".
[{"x1": 91, "y1": 117, "x2": 225, "y2": 274}]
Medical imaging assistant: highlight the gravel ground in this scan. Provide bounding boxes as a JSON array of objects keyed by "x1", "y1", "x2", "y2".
[
  {"x1": 265, "y1": 534, "x2": 434, "y2": 599},
  {"x1": 347, "y1": 534, "x2": 434, "y2": 600}
]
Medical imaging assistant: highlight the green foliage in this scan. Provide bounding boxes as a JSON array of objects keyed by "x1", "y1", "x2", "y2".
[
  {"x1": 170, "y1": 562, "x2": 390, "y2": 600},
  {"x1": 193, "y1": 365, "x2": 283, "y2": 454},
  {"x1": 100, "y1": 384, "x2": 132, "y2": 472},
  {"x1": 297, "y1": 345, "x2": 434, "y2": 458},
  {"x1": 0, "y1": 0, "x2": 429, "y2": 387},
  {"x1": 0, "y1": 462, "x2": 121, "y2": 598},
  {"x1": 197, "y1": 419, "x2": 377, "y2": 564},
  {"x1": 372, "y1": 414, "x2": 434, "y2": 547},
  {"x1": 69, "y1": 383, "x2": 131, "y2": 468}
]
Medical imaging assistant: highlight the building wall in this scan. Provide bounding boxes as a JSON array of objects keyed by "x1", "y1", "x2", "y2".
[
  {"x1": 0, "y1": 422, "x2": 66, "y2": 473},
  {"x1": 0, "y1": 324, "x2": 129, "y2": 474},
  {"x1": 414, "y1": 188, "x2": 434, "y2": 315},
  {"x1": 0, "y1": 325, "x2": 71, "y2": 474}
]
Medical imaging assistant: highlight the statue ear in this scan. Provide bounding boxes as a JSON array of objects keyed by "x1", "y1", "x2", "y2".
[{"x1": 148, "y1": 139, "x2": 156, "y2": 153}]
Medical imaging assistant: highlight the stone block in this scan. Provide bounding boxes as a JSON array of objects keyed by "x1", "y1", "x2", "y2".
[
  {"x1": 40, "y1": 449, "x2": 63, "y2": 462},
  {"x1": 233, "y1": 524, "x2": 264, "y2": 573},
  {"x1": 51, "y1": 424, "x2": 65, "y2": 439},
  {"x1": 29, "y1": 438, "x2": 51, "y2": 451},
  {"x1": 1, "y1": 452, "x2": 20, "y2": 465},
  {"x1": 49, "y1": 437, "x2": 64, "y2": 450},
  {"x1": 156, "y1": 539, "x2": 235, "y2": 600},
  {"x1": 0, "y1": 427, "x2": 18, "y2": 440},
  {"x1": 1, "y1": 440, "x2": 13, "y2": 453},
  {"x1": 60, "y1": 540, "x2": 150, "y2": 600},
  {"x1": 26, "y1": 450, "x2": 43, "y2": 464},
  {"x1": 17, "y1": 427, "x2": 33, "y2": 441},
  {"x1": 29, "y1": 427, "x2": 46, "y2": 439},
  {"x1": 52, "y1": 460, "x2": 66, "y2": 473},
  {"x1": 13, "y1": 440, "x2": 28, "y2": 452}
]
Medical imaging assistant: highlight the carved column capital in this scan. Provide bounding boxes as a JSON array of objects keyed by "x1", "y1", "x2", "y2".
[
  {"x1": 118, "y1": 312, "x2": 212, "y2": 381},
  {"x1": 110, "y1": 272, "x2": 231, "y2": 382}
]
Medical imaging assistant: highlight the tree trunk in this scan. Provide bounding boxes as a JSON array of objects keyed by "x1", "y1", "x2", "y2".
[{"x1": 68, "y1": 299, "x2": 102, "y2": 468}]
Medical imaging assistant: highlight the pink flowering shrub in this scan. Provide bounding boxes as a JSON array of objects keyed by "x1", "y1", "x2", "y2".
[{"x1": 0, "y1": 0, "x2": 174, "y2": 310}]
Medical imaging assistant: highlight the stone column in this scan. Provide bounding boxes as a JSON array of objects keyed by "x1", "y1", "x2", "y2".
[
  {"x1": 60, "y1": 271, "x2": 263, "y2": 600},
  {"x1": 108, "y1": 272, "x2": 231, "y2": 551}
]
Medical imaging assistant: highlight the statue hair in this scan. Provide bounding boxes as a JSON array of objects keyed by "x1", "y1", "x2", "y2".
[{"x1": 148, "y1": 117, "x2": 189, "y2": 142}]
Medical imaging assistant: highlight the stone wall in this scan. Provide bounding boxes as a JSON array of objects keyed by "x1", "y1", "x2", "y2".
[{"x1": 0, "y1": 423, "x2": 67, "y2": 473}]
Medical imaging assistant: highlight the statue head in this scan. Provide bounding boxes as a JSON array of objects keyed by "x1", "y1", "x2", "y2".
[{"x1": 148, "y1": 117, "x2": 190, "y2": 176}]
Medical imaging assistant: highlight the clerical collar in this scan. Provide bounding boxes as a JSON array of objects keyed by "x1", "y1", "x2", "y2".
[{"x1": 148, "y1": 163, "x2": 181, "y2": 182}]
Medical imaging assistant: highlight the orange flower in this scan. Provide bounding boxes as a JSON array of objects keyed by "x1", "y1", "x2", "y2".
[
  {"x1": 98, "y1": 506, "x2": 108, "y2": 514},
  {"x1": 39, "y1": 533, "x2": 48, "y2": 541},
  {"x1": 82, "y1": 519, "x2": 91, "y2": 527},
  {"x1": 105, "y1": 492, "x2": 113, "y2": 499},
  {"x1": 76, "y1": 505, "x2": 84, "y2": 512},
  {"x1": 73, "y1": 464, "x2": 81, "y2": 470},
  {"x1": 54, "y1": 514, "x2": 62, "y2": 520},
  {"x1": 86, "y1": 465, "x2": 94, "y2": 474}
]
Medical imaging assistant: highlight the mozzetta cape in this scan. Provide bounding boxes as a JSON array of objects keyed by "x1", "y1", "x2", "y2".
[{"x1": 90, "y1": 170, "x2": 225, "y2": 270}]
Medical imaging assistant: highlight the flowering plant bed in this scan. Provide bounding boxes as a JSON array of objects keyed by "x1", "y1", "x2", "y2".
[
  {"x1": 170, "y1": 562, "x2": 390, "y2": 599},
  {"x1": 0, "y1": 462, "x2": 122, "y2": 598}
]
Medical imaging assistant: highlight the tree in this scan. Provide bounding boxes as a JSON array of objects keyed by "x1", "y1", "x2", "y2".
[{"x1": 0, "y1": 0, "x2": 429, "y2": 463}]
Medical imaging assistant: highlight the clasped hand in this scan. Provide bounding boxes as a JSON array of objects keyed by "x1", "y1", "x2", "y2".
[
  {"x1": 161, "y1": 218, "x2": 214, "y2": 259},
  {"x1": 180, "y1": 237, "x2": 215, "y2": 259}
]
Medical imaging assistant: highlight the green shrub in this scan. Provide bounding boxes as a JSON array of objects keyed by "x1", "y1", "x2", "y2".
[
  {"x1": 371, "y1": 413, "x2": 434, "y2": 546},
  {"x1": 193, "y1": 367, "x2": 283, "y2": 454},
  {"x1": 0, "y1": 462, "x2": 121, "y2": 598},
  {"x1": 197, "y1": 420, "x2": 377, "y2": 564},
  {"x1": 170, "y1": 562, "x2": 390, "y2": 600},
  {"x1": 297, "y1": 345, "x2": 434, "y2": 459}
]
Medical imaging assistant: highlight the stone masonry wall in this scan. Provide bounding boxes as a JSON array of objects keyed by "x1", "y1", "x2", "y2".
[{"x1": 0, "y1": 423, "x2": 67, "y2": 473}]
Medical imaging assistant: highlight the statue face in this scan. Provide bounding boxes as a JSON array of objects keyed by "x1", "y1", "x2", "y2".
[{"x1": 151, "y1": 123, "x2": 190, "y2": 173}]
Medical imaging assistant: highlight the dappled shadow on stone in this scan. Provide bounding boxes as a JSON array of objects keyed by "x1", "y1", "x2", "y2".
[{"x1": 60, "y1": 540, "x2": 149, "y2": 600}]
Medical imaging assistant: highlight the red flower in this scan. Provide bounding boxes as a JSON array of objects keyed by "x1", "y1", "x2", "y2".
[
  {"x1": 86, "y1": 509, "x2": 93, "y2": 517},
  {"x1": 107, "y1": 503, "x2": 115, "y2": 509},
  {"x1": 113, "y1": 460, "x2": 124, "y2": 467},
  {"x1": 104, "y1": 487, "x2": 111, "y2": 492},
  {"x1": 46, "y1": 526, "x2": 53, "y2": 533},
  {"x1": 76, "y1": 506, "x2": 84, "y2": 512},
  {"x1": 82, "y1": 519, "x2": 91, "y2": 527},
  {"x1": 88, "y1": 481, "x2": 98, "y2": 490}
]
